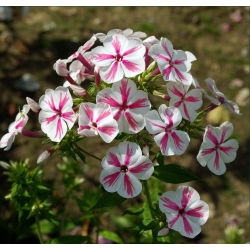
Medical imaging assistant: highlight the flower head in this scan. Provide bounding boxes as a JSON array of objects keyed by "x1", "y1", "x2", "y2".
[
  {"x1": 159, "y1": 186, "x2": 209, "y2": 238},
  {"x1": 205, "y1": 78, "x2": 241, "y2": 115},
  {"x1": 0, "y1": 104, "x2": 30, "y2": 151},
  {"x1": 100, "y1": 141, "x2": 154, "y2": 198},
  {"x1": 197, "y1": 121, "x2": 239, "y2": 175},
  {"x1": 167, "y1": 82, "x2": 203, "y2": 121},
  {"x1": 145, "y1": 104, "x2": 190, "y2": 156},
  {"x1": 149, "y1": 38, "x2": 196, "y2": 85},
  {"x1": 78, "y1": 102, "x2": 118, "y2": 143},
  {"x1": 92, "y1": 34, "x2": 146, "y2": 83},
  {"x1": 39, "y1": 87, "x2": 77, "y2": 142},
  {"x1": 96, "y1": 79, "x2": 151, "y2": 134}
]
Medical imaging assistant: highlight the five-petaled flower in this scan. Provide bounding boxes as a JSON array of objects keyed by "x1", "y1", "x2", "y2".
[
  {"x1": 149, "y1": 37, "x2": 196, "y2": 85},
  {"x1": 197, "y1": 121, "x2": 239, "y2": 175},
  {"x1": 0, "y1": 104, "x2": 30, "y2": 151},
  {"x1": 159, "y1": 186, "x2": 209, "y2": 238},
  {"x1": 92, "y1": 34, "x2": 146, "y2": 83},
  {"x1": 167, "y1": 82, "x2": 203, "y2": 121},
  {"x1": 96, "y1": 79, "x2": 151, "y2": 134},
  {"x1": 39, "y1": 87, "x2": 77, "y2": 142},
  {"x1": 100, "y1": 141, "x2": 154, "y2": 198},
  {"x1": 78, "y1": 102, "x2": 119, "y2": 143},
  {"x1": 145, "y1": 104, "x2": 190, "y2": 156},
  {"x1": 205, "y1": 78, "x2": 241, "y2": 115}
]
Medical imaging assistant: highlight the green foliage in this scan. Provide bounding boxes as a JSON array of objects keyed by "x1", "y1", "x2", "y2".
[
  {"x1": 220, "y1": 225, "x2": 246, "y2": 244},
  {"x1": 99, "y1": 230, "x2": 123, "y2": 244},
  {"x1": 48, "y1": 235, "x2": 90, "y2": 244}
]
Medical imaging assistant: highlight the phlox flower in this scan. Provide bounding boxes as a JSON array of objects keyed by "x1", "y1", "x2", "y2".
[
  {"x1": 95, "y1": 28, "x2": 147, "y2": 43},
  {"x1": 167, "y1": 82, "x2": 203, "y2": 122},
  {"x1": 78, "y1": 102, "x2": 119, "y2": 143},
  {"x1": 39, "y1": 87, "x2": 77, "y2": 142},
  {"x1": 197, "y1": 121, "x2": 239, "y2": 175},
  {"x1": 205, "y1": 78, "x2": 241, "y2": 115},
  {"x1": 159, "y1": 186, "x2": 209, "y2": 238},
  {"x1": 100, "y1": 141, "x2": 154, "y2": 198},
  {"x1": 145, "y1": 104, "x2": 190, "y2": 156},
  {"x1": 0, "y1": 104, "x2": 30, "y2": 151},
  {"x1": 96, "y1": 79, "x2": 151, "y2": 134},
  {"x1": 149, "y1": 37, "x2": 196, "y2": 85},
  {"x1": 92, "y1": 34, "x2": 146, "y2": 83}
]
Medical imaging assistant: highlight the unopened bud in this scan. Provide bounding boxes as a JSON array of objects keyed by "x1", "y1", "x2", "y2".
[
  {"x1": 26, "y1": 97, "x2": 40, "y2": 113},
  {"x1": 37, "y1": 150, "x2": 52, "y2": 164}
]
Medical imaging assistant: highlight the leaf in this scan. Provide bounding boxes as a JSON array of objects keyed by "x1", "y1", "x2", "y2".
[
  {"x1": 93, "y1": 191, "x2": 125, "y2": 209},
  {"x1": 124, "y1": 207, "x2": 144, "y2": 216},
  {"x1": 99, "y1": 230, "x2": 123, "y2": 244},
  {"x1": 48, "y1": 235, "x2": 90, "y2": 244},
  {"x1": 153, "y1": 164, "x2": 198, "y2": 184}
]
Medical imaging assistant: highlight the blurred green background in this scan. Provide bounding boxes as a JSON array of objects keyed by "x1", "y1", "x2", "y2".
[{"x1": 0, "y1": 6, "x2": 249, "y2": 243}]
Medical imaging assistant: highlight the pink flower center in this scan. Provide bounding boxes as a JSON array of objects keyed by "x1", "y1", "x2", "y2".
[
  {"x1": 120, "y1": 103, "x2": 128, "y2": 111},
  {"x1": 57, "y1": 110, "x2": 62, "y2": 117},
  {"x1": 218, "y1": 96, "x2": 225, "y2": 104},
  {"x1": 120, "y1": 165, "x2": 128, "y2": 173},
  {"x1": 116, "y1": 54, "x2": 123, "y2": 62},
  {"x1": 179, "y1": 208, "x2": 185, "y2": 216},
  {"x1": 92, "y1": 122, "x2": 97, "y2": 128}
]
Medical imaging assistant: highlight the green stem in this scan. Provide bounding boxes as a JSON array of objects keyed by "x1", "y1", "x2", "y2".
[
  {"x1": 143, "y1": 181, "x2": 157, "y2": 243},
  {"x1": 75, "y1": 144, "x2": 102, "y2": 162},
  {"x1": 36, "y1": 216, "x2": 44, "y2": 244}
]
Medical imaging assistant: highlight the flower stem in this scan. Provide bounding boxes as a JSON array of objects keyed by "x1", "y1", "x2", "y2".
[
  {"x1": 35, "y1": 217, "x2": 44, "y2": 244},
  {"x1": 75, "y1": 144, "x2": 102, "y2": 162}
]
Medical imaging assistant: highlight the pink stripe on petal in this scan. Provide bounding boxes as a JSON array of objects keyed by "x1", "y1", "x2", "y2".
[
  {"x1": 84, "y1": 104, "x2": 94, "y2": 121},
  {"x1": 162, "y1": 41, "x2": 172, "y2": 59},
  {"x1": 171, "y1": 131, "x2": 184, "y2": 150},
  {"x1": 122, "y1": 46, "x2": 140, "y2": 57},
  {"x1": 15, "y1": 120, "x2": 25, "y2": 129},
  {"x1": 45, "y1": 114, "x2": 58, "y2": 124},
  {"x1": 160, "y1": 196, "x2": 180, "y2": 211},
  {"x1": 124, "y1": 144, "x2": 133, "y2": 165},
  {"x1": 79, "y1": 125, "x2": 91, "y2": 130},
  {"x1": 182, "y1": 216, "x2": 193, "y2": 235},
  {"x1": 114, "y1": 109, "x2": 123, "y2": 120},
  {"x1": 219, "y1": 146, "x2": 234, "y2": 154},
  {"x1": 163, "y1": 66, "x2": 173, "y2": 79},
  {"x1": 174, "y1": 67, "x2": 187, "y2": 81},
  {"x1": 207, "y1": 127, "x2": 219, "y2": 145},
  {"x1": 185, "y1": 96, "x2": 200, "y2": 102},
  {"x1": 220, "y1": 126, "x2": 228, "y2": 144},
  {"x1": 46, "y1": 95, "x2": 57, "y2": 112},
  {"x1": 181, "y1": 187, "x2": 193, "y2": 209},
  {"x1": 112, "y1": 37, "x2": 121, "y2": 54},
  {"x1": 55, "y1": 118, "x2": 63, "y2": 139},
  {"x1": 174, "y1": 100, "x2": 183, "y2": 108},
  {"x1": 103, "y1": 171, "x2": 121, "y2": 187},
  {"x1": 122, "y1": 60, "x2": 140, "y2": 72},
  {"x1": 183, "y1": 103, "x2": 191, "y2": 120},
  {"x1": 171, "y1": 87, "x2": 184, "y2": 98},
  {"x1": 173, "y1": 60, "x2": 184, "y2": 65},
  {"x1": 156, "y1": 54, "x2": 171, "y2": 62},
  {"x1": 98, "y1": 95, "x2": 121, "y2": 107},
  {"x1": 98, "y1": 126, "x2": 117, "y2": 136},
  {"x1": 186, "y1": 206, "x2": 204, "y2": 218},
  {"x1": 129, "y1": 162, "x2": 151, "y2": 173},
  {"x1": 128, "y1": 98, "x2": 149, "y2": 109},
  {"x1": 96, "y1": 110, "x2": 111, "y2": 123},
  {"x1": 120, "y1": 79, "x2": 130, "y2": 103},
  {"x1": 59, "y1": 93, "x2": 69, "y2": 111},
  {"x1": 149, "y1": 121, "x2": 165, "y2": 129},
  {"x1": 106, "y1": 61, "x2": 119, "y2": 81},
  {"x1": 160, "y1": 133, "x2": 169, "y2": 153},
  {"x1": 125, "y1": 112, "x2": 138, "y2": 131},
  {"x1": 201, "y1": 148, "x2": 215, "y2": 156},
  {"x1": 124, "y1": 174, "x2": 134, "y2": 197},
  {"x1": 94, "y1": 54, "x2": 115, "y2": 61},
  {"x1": 169, "y1": 215, "x2": 180, "y2": 228},
  {"x1": 61, "y1": 112, "x2": 75, "y2": 122},
  {"x1": 214, "y1": 150, "x2": 220, "y2": 169},
  {"x1": 107, "y1": 152, "x2": 121, "y2": 167}
]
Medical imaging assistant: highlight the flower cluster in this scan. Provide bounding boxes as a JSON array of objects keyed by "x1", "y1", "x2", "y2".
[{"x1": 1, "y1": 28, "x2": 241, "y2": 239}]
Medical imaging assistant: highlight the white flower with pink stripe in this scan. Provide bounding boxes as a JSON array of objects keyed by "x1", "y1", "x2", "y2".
[
  {"x1": 96, "y1": 79, "x2": 151, "y2": 134},
  {"x1": 205, "y1": 78, "x2": 241, "y2": 115},
  {"x1": 100, "y1": 141, "x2": 154, "y2": 198},
  {"x1": 92, "y1": 34, "x2": 146, "y2": 83},
  {"x1": 0, "y1": 104, "x2": 30, "y2": 151},
  {"x1": 145, "y1": 105, "x2": 190, "y2": 156},
  {"x1": 159, "y1": 186, "x2": 209, "y2": 238},
  {"x1": 78, "y1": 102, "x2": 119, "y2": 143},
  {"x1": 39, "y1": 87, "x2": 77, "y2": 143},
  {"x1": 149, "y1": 38, "x2": 196, "y2": 85},
  {"x1": 197, "y1": 121, "x2": 239, "y2": 175},
  {"x1": 167, "y1": 82, "x2": 203, "y2": 122}
]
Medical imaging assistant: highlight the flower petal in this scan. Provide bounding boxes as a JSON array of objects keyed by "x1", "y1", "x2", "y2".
[
  {"x1": 207, "y1": 150, "x2": 226, "y2": 175},
  {"x1": 219, "y1": 139, "x2": 239, "y2": 163},
  {"x1": 145, "y1": 110, "x2": 166, "y2": 134},
  {"x1": 154, "y1": 132, "x2": 175, "y2": 156},
  {"x1": 102, "y1": 146, "x2": 122, "y2": 170},
  {"x1": 159, "y1": 191, "x2": 181, "y2": 214},
  {"x1": 100, "y1": 61, "x2": 124, "y2": 83},
  {"x1": 170, "y1": 130, "x2": 190, "y2": 155},
  {"x1": 100, "y1": 168, "x2": 122, "y2": 193},
  {"x1": 158, "y1": 105, "x2": 182, "y2": 128}
]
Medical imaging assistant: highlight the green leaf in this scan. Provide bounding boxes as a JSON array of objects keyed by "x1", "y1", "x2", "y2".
[
  {"x1": 48, "y1": 235, "x2": 90, "y2": 244},
  {"x1": 124, "y1": 207, "x2": 144, "y2": 216},
  {"x1": 153, "y1": 164, "x2": 198, "y2": 184},
  {"x1": 93, "y1": 191, "x2": 125, "y2": 209},
  {"x1": 99, "y1": 230, "x2": 123, "y2": 244}
]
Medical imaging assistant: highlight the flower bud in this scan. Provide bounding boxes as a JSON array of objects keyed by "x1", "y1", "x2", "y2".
[
  {"x1": 157, "y1": 227, "x2": 170, "y2": 237},
  {"x1": 37, "y1": 150, "x2": 51, "y2": 164},
  {"x1": 53, "y1": 59, "x2": 69, "y2": 77},
  {"x1": 26, "y1": 97, "x2": 40, "y2": 113}
]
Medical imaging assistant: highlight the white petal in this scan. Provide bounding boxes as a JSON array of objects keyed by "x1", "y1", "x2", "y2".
[
  {"x1": 159, "y1": 191, "x2": 181, "y2": 214},
  {"x1": 185, "y1": 51, "x2": 197, "y2": 62},
  {"x1": 122, "y1": 39, "x2": 146, "y2": 60},
  {"x1": 100, "y1": 168, "x2": 122, "y2": 193},
  {"x1": 99, "y1": 61, "x2": 124, "y2": 83},
  {"x1": 160, "y1": 37, "x2": 174, "y2": 58},
  {"x1": 158, "y1": 104, "x2": 182, "y2": 128},
  {"x1": 184, "y1": 88, "x2": 203, "y2": 110},
  {"x1": 121, "y1": 57, "x2": 145, "y2": 78},
  {"x1": 123, "y1": 110, "x2": 145, "y2": 134},
  {"x1": 167, "y1": 82, "x2": 185, "y2": 100},
  {"x1": 0, "y1": 132, "x2": 16, "y2": 151},
  {"x1": 177, "y1": 215, "x2": 201, "y2": 238},
  {"x1": 219, "y1": 139, "x2": 239, "y2": 163},
  {"x1": 91, "y1": 46, "x2": 115, "y2": 67},
  {"x1": 207, "y1": 150, "x2": 226, "y2": 175},
  {"x1": 129, "y1": 156, "x2": 154, "y2": 180},
  {"x1": 170, "y1": 130, "x2": 190, "y2": 155},
  {"x1": 154, "y1": 132, "x2": 175, "y2": 156},
  {"x1": 145, "y1": 110, "x2": 165, "y2": 134},
  {"x1": 197, "y1": 141, "x2": 215, "y2": 167},
  {"x1": 98, "y1": 118, "x2": 119, "y2": 143},
  {"x1": 101, "y1": 146, "x2": 122, "y2": 170},
  {"x1": 218, "y1": 121, "x2": 234, "y2": 143},
  {"x1": 117, "y1": 173, "x2": 142, "y2": 198},
  {"x1": 176, "y1": 186, "x2": 200, "y2": 209},
  {"x1": 118, "y1": 141, "x2": 142, "y2": 166}
]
